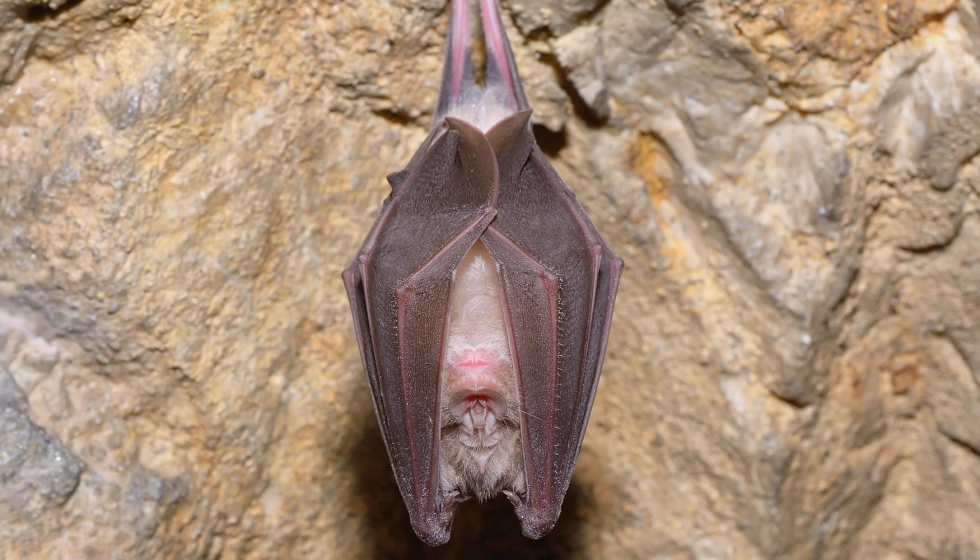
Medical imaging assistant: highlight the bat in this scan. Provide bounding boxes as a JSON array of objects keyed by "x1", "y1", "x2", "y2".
[{"x1": 342, "y1": 0, "x2": 623, "y2": 546}]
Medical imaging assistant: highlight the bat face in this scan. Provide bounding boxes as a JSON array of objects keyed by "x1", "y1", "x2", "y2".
[{"x1": 342, "y1": 0, "x2": 622, "y2": 546}]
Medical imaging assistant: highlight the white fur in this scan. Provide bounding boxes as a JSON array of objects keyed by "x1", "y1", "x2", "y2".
[
  {"x1": 445, "y1": 85, "x2": 517, "y2": 132},
  {"x1": 439, "y1": 243, "x2": 525, "y2": 501}
]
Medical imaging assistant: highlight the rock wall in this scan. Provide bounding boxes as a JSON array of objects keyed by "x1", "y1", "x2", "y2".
[{"x1": 2, "y1": 0, "x2": 979, "y2": 558}]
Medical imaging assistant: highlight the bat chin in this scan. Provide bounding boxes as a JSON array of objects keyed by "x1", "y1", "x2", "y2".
[
  {"x1": 463, "y1": 447, "x2": 495, "y2": 474},
  {"x1": 439, "y1": 419, "x2": 525, "y2": 503}
]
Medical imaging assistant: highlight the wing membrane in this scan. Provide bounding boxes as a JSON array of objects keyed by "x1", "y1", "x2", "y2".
[
  {"x1": 484, "y1": 112, "x2": 623, "y2": 537},
  {"x1": 343, "y1": 119, "x2": 499, "y2": 545}
]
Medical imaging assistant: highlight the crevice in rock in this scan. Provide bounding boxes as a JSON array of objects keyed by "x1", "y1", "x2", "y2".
[
  {"x1": 570, "y1": 0, "x2": 614, "y2": 27},
  {"x1": 900, "y1": 221, "x2": 963, "y2": 255},
  {"x1": 664, "y1": 0, "x2": 703, "y2": 20},
  {"x1": 535, "y1": 51, "x2": 608, "y2": 128},
  {"x1": 945, "y1": 331, "x2": 979, "y2": 389},
  {"x1": 532, "y1": 122, "x2": 567, "y2": 157},
  {"x1": 14, "y1": 0, "x2": 85, "y2": 23},
  {"x1": 372, "y1": 108, "x2": 424, "y2": 128},
  {"x1": 940, "y1": 427, "x2": 980, "y2": 458},
  {"x1": 768, "y1": 388, "x2": 813, "y2": 409}
]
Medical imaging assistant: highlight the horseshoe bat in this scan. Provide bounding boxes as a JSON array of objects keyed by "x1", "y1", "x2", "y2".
[{"x1": 342, "y1": 0, "x2": 622, "y2": 546}]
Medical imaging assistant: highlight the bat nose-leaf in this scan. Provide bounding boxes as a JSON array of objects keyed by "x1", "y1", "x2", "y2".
[{"x1": 448, "y1": 387, "x2": 506, "y2": 421}]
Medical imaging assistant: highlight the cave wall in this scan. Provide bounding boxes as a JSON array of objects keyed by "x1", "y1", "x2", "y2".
[{"x1": 2, "y1": 0, "x2": 980, "y2": 558}]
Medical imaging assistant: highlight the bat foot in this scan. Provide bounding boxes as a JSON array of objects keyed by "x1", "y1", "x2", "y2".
[{"x1": 502, "y1": 489, "x2": 521, "y2": 505}]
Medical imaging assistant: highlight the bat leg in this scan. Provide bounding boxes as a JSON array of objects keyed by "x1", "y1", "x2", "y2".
[
  {"x1": 479, "y1": 0, "x2": 529, "y2": 111},
  {"x1": 437, "y1": 0, "x2": 476, "y2": 119}
]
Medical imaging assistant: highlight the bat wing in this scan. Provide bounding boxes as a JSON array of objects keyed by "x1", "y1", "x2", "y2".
[
  {"x1": 343, "y1": 118, "x2": 499, "y2": 546},
  {"x1": 483, "y1": 111, "x2": 624, "y2": 538}
]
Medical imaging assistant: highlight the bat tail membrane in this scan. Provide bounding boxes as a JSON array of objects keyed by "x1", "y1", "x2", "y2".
[
  {"x1": 479, "y1": 0, "x2": 529, "y2": 112},
  {"x1": 484, "y1": 109, "x2": 623, "y2": 540},
  {"x1": 346, "y1": 116, "x2": 500, "y2": 546}
]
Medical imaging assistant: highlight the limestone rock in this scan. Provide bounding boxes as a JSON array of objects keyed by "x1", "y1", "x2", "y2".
[
  {"x1": 554, "y1": 24, "x2": 610, "y2": 120},
  {"x1": 2, "y1": 0, "x2": 980, "y2": 558}
]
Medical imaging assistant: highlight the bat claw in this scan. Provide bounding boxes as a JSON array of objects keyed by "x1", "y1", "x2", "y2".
[{"x1": 447, "y1": 490, "x2": 469, "y2": 504}]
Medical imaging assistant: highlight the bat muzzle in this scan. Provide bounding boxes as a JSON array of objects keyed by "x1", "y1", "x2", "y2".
[{"x1": 448, "y1": 387, "x2": 507, "y2": 427}]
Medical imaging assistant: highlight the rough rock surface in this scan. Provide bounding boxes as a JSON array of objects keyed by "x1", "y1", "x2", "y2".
[{"x1": 2, "y1": 0, "x2": 980, "y2": 558}]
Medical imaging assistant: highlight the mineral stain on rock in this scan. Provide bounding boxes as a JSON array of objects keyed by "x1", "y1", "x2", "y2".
[{"x1": 0, "y1": 366, "x2": 84, "y2": 533}]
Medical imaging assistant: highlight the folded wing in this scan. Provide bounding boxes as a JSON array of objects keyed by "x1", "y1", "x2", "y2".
[{"x1": 343, "y1": 118, "x2": 499, "y2": 546}]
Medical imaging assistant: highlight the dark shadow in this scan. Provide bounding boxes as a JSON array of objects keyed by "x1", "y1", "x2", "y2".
[
  {"x1": 372, "y1": 108, "x2": 424, "y2": 128},
  {"x1": 533, "y1": 124, "x2": 568, "y2": 158},
  {"x1": 16, "y1": 0, "x2": 85, "y2": 22},
  {"x1": 351, "y1": 408, "x2": 590, "y2": 559}
]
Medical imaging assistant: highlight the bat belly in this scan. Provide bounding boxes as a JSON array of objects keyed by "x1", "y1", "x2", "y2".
[{"x1": 440, "y1": 241, "x2": 526, "y2": 501}]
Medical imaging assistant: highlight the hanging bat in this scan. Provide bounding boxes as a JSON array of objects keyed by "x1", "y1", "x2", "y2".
[{"x1": 342, "y1": 0, "x2": 622, "y2": 546}]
